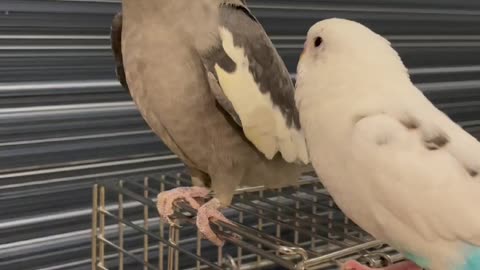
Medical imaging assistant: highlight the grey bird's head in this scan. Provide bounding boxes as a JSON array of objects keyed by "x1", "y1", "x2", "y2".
[
  {"x1": 173, "y1": 0, "x2": 221, "y2": 53},
  {"x1": 122, "y1": 0, "x2": 220, "y2": 53}
]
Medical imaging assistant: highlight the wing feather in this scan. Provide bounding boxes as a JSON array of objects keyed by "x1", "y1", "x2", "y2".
[
  {"x1": 352, "y1": 113, "x2": 480, "y2": 245},
  {"x1": 203, "y1": 3, "x2": 309, "y2": 164}
]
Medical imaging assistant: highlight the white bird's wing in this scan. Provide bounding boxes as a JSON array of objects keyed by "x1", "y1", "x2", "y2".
[
  {"x1": 350, "y1": 108, "x2": 480, "y2": 246},
  {"x1": 202, "y1": 2, "x2": 309, "y2": 164}
]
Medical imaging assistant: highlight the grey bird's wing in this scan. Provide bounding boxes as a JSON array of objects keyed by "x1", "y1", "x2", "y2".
[
  {"x1": 110, "y1": 12, "x2": 129, "y2": 92},
  {"x1": 108, "y1": 12, "x2": 205, "y2": 176},
  {"x1": 110, "y1": 6, "x2": 309, "y2": 165},
  {"x1": 202, "y1": 2, "x2": 309, "y2": 164}
]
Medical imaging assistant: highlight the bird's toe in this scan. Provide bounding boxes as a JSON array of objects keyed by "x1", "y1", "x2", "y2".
[
  {"x1": 342, "y1": 260, "x2": 371, "y2": 270},
  {"x1": 156, "y1": 186, "x2": 210, "y2": 225},
  {"x1": 196, "y1": 199, "x2": 234, "y2": 247}
]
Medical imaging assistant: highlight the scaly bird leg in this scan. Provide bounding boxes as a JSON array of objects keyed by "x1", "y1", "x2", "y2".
[
  {"x1": 342, "y1": 260, "x2": 422, "y2": 270},
  {"x1": 157, "y1": 186, "x2": 210, "y2": 225},
  {"x1": 196, "y1": 198, "x2": 235, "y2": 247}
]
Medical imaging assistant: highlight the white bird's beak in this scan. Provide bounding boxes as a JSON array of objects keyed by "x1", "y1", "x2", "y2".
[
  {"x1": 299, "y1": 50, "x2": 305, "y2": 61},
  {"x1": 299, "y1": 40, "x2": 307, "y2": 61}
]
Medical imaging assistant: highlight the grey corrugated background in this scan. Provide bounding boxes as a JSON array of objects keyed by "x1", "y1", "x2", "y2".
[{"x1": 0, "y1": 0, "x2": 479, "y2": 269}]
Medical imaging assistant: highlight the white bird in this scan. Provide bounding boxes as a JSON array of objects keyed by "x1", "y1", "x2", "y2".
[{"x1": 295, "y1": 18, "x2": 480, "y2": 270}]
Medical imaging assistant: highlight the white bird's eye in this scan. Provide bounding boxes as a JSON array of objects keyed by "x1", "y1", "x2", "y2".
[
  {"x1": 314, "y1": 37, "x2": 323, "y2": 48},
  {"x1": 314, "y1": 37, "x2": 322, "y2": 47}
]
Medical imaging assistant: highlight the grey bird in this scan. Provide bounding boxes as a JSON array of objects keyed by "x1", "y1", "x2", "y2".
[{"x1": 111, "y1": 0, "x2": 309, "y2": 246}]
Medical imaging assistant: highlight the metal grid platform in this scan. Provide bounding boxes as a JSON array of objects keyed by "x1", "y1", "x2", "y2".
[{"x1": 91, "y1": 170, "x2": 405, "y2": 270}]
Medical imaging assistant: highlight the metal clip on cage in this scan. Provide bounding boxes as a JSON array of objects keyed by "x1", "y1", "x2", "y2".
[{"x1": 92, "y1": 170, "x2": 404, "y2": 270}]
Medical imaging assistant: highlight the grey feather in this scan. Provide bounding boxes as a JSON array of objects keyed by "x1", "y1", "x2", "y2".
[
  {"x1": 202, "y1": 1, "x2": 301, "y2": 130},
  {"x1": 424, "y1": 133, "x2": 450, "y2": 150},
  {"x1": 206, "y1": 72, "x2": 242, "y2": 126},
  {"x1": 467, "y1": 168, "x2": 478, "y2": 177},
  {"x1": 398, "y1": 112, "x2": 450, "y2": 150}
]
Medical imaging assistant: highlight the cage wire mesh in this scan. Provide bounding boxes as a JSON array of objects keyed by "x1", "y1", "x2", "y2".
[{"x1": 91, "y1": 169, "x2": 405, "y2": 270}]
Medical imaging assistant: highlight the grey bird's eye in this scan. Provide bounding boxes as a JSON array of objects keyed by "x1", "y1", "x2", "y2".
[{"x1": 314, "y1": 37, "x2": 323, "y2": 47}]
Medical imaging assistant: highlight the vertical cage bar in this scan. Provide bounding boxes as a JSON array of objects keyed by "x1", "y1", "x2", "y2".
[
  {"x1": 276, "y1": 188, "x2": 282, "y2": 256},
  {"x1": 118, "y1": 181, "x2": 124, "y2": 270},
  {"x1": 144, "y1": 177, "x2": 150, "y2": 270},
  {"x1": 328, "y1": 199, "x2": 334, "y2": 239},
  {"x1": 196, "y1": 231, "x2": 202, "y2": 270},
  {"x1": 344, "y1": 216, "x2": 349, "y2": 236},
  {"x1": 312, "y1": 187, "x2": 318, "y2": 250},
  {"x1": 174, "y1": 175, "x2": 180, "y2": 270},
  {"x1": 218, "y1": 243, "x2": 223, "y2": 266},
  {"x1": 159, "y1": 178, "x2": 165, "y2": 270},
  {"x1": 167, "y1": 224, "x2": 179, "y2": 270},
  {"x1": 257, "y1": 190, "x2": 264, "y2": 264},
  {"x1": 237, "y1": 194, "x2": 244, "y2": 267},
  {"x1": 294, "y1": 197, "x2": 300, "y2": 245},
  {"x1": 99, "y1": 185, "x2": 106, "y2": 268},
  {"x1": 175, "y1": 226, "x2": 180, "y2": 270},
  {"x1": 91, "y1": 184, "x2": 98, "y2": 270}
]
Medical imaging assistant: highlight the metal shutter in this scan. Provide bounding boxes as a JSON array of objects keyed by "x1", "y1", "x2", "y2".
[{"x1": 1, "y1": 0, "x2": 479, "y2": 269}]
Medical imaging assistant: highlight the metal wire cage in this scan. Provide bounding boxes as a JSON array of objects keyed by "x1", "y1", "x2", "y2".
[{"x1": 91, "y1": 169, "x2": 405, "y2": 270}]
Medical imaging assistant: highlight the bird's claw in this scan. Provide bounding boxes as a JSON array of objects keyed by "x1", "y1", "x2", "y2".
[
  {"x1": 196, "y1": 198, "x2": 234, "y2": 247},
  {"x1": 157, "y1": 186, "x2": 210, "y2": 226}
]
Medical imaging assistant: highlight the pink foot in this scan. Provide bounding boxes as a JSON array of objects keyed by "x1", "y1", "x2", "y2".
[
  {"x1": 342, "y1": 260, "x2": 422, "y2": 270},
  {"x1": 157, "y1": 186, "x2": 210, "y2": 225},
  {"x1": 196, "y1": 198, "x2": 234, "y2": 247}
]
